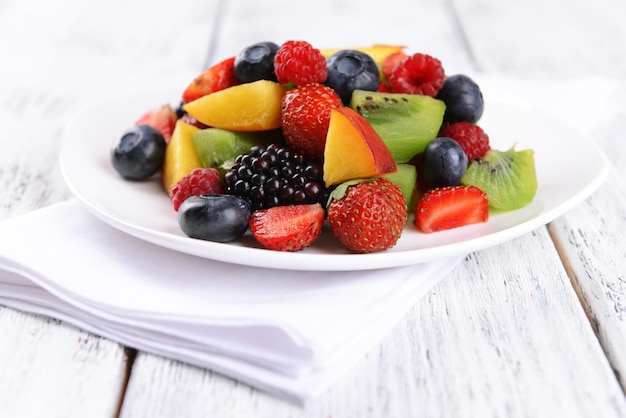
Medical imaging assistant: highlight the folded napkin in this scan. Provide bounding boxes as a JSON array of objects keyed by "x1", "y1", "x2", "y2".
[{"x1": 0, "y1": 200, "x2": 461, "y2": 401}]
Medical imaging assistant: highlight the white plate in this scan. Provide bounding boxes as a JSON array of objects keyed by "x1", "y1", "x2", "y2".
[{"x1": 59, "y1": 80, "x2": 609, "y2": 271}]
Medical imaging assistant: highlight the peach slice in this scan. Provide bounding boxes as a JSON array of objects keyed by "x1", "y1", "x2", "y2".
[
  {"x1": 162, "y1": 120, "x2": 202, "y2": 196},
  {"x1": 323, "y1": 107, "x2": 396, "y2": 186},
  {"x1": 320, "y1": 45, "x2": 406, "y2": 64},
  {"x1": 183, "y1": 80, "x2": 285, "y2": 131}
]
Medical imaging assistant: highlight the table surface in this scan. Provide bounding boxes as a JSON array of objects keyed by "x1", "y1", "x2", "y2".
[{"x1": 2, "y1": 0, "x2": 626, "y2": 416}]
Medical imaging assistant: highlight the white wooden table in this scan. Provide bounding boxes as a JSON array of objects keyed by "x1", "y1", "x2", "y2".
[{"x1": 2, "y1": 0, "x2": 626, "y2": 416}]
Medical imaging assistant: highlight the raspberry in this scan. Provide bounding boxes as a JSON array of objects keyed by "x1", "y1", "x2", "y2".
[
  {"x1": 171, "y1": 167, "x2": 224, "y2": 211},
  {"x1": 377, "y1": 81, "x2": 393, "y2": 93},
  {"x1": 223, "y1": 143, "x2": 327, "y2": 211},
  {"x1": 440, "y1": 122, "x2": 490, "y2": 161},
  {"x1": 273, "y1": 40, "x2": 327, "y2": 86},
  {"x1": 388, "y1": 53, "x2": 445, "y2": 96}
]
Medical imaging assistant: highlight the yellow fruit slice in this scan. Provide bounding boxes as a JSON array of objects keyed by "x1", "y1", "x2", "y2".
[
  {"x1": 183, "y1": 80, "x2": 286, "y2": 131},
  {"x1": 319, "y1": 45, "x2": 406, "y2": 63},
  {"x1": 323, "y1": 107, "x2": 396, "y2": 186},
  {"x1": 162, "y1": 120, "x2": 202, "y2": 196}
]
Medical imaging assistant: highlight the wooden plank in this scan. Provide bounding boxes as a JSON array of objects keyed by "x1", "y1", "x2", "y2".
[
  {"x1": 0, "y1": 0, "x2": 222, "y2": 415},
  {"x1": 209, "y1": 0, "x2": 476, "y2": 69},
  {"x1": 119, "y1": 230, "x2": 626, "y2": 417},
  {"x1": 452, "y1": 0, "x2": 626, "y2": 394},
  {"x1": 0, "y1": 307, "x2": 129, "y2": 418},
  {"x1": 450, "y1": 0, "x2": 626, "y2": 77},
  {"x1": 118, "y1": 0, "x2": 626, "y2": 416},
  {"x1": 2, "y1": 0, "x2": 625, "y2": 415},
  {"x1": 548, "y1": 112, "x2": 626, "y2": 385}
]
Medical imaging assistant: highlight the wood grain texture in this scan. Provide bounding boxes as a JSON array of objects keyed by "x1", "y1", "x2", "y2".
[
  {"x1": 0, "y1": 1, "x2": 221, "y2": 416},
  {"x1": 455, "y1": 0, "x2": 626, "y2": 398},
  {"x1": 119, "y1": 230, "x2": 626, "y2": 418},
  {"x1": 548, "y1": 100, "x2": 626, "y2": 387},
  {"x1": 450, "y1": 0, "x2": 626, "y2": 78},
  {"x1": 2, "y1": 0, "x2": 626, "y2": 416},
  {"x1": 119, "y1": 0, "x2": 626, "y2": 415},
  {"x1": 0, "y1": 306, "x2": 129, "y2": 418}
]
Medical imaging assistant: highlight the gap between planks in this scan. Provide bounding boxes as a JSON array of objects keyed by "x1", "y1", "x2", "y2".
[
  {"x1": 114, "y1": 348, "x2": 138, "y2": 418},
  {"x1": 546, "y1": 222, "x2": 625, "y2": 395},
  {"x1": 111, "y1": 2, "x2": 226, "y2": 415}
]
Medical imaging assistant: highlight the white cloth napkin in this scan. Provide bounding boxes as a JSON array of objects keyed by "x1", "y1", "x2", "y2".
[{"x1": 0, "y1": 199, "x2": 462, "y2": 401}]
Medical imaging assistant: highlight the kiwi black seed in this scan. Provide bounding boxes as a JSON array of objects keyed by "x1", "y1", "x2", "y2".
[
  {"x1": 461, "y1": 146, "x2": 537, "y2": 210},
  {"x1": 349, "y1": 90, "x2": 446, "y2": 163}
]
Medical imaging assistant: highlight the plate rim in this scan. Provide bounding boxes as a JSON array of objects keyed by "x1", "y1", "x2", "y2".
[{"x1": 59, "y1": 79, "x2": 610, "y2": 271}]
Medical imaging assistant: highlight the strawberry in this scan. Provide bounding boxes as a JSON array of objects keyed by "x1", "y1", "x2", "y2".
[
  {"x1": 280, "y1": 83, "x2": 343, "y2": 161},
  {"x1": 135, "y1": 104, "x2": 178, "y2": 142},
  {"x1": 181, "y1": 56, "x2": 239, "y2": 103},
  {"x1": 414, "y1": 185, "x2": 489, "y2": 233},
  {"x1": 439, "y1": 121, "x2": 490, "y2": 161},
  {"x1": 249, "y1": 203, "x2": 325, "y2": 252},
  {"x1": 327, "y1": 178, "x2": 407, "y2": 253}
]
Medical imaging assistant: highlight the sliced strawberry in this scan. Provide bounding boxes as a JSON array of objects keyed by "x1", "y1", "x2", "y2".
[
  {"x1": 280, "y1": 83, "x2": 343, "y2": 161},
  {"x1": 135, "y1": 104, "x2": 178, "y2": 142},
  {"x1": 415, "y1": 185, "x2": 488, "y2": 233},
  {"x1": 249, "y1": 203, "x2": 325, "y2": 252},
  {"x1": 181, "y1": 56, "x2": 239, "y2": 103}
]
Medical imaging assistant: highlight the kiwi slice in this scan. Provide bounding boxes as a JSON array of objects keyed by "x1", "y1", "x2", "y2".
[
  {"x1": 349, "y1": 90, "x2": 446, "y2": 163},
  {"x1": 461, "y1": 146, "x2": 537, "y2": 210},
  {"x1": 191, "y1": 128, "x2": 279, "y2": 174},
  {"x1": 380, "y1": 163, "x2": 417, "y2": 207}
]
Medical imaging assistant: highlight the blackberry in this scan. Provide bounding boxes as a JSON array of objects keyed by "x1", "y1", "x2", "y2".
[{"x1": 224, "y1": 143, "x2": 328, "y2": 211}]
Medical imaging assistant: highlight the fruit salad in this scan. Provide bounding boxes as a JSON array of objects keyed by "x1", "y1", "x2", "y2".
[{"x1": 110, "y1": 40, "x2": 538, "y2": 254}]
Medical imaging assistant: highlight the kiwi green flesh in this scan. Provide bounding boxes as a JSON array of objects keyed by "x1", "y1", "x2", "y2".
[
  {"x1": 191, "y1": 128, "x2": 279, "y2": 174},
  {"x1": 461, "y1": 146, "x2": 537, "y2": 210},
  {"x1": 380, "y1": 163, "x2": 417, "y2": 207},
  {"x1": 349, "y1": 90, "x2": 446, "y2": 163}
]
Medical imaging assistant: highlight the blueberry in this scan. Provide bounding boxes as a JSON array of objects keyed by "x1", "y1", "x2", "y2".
[
  {"x1": 111, "y1": 124, "x2": 166, "y2": 181},
  {"x1": 234, "y1": 41, "x2": 280, "y2": 83},
  {"x1": 324, "y1": 50, "x2": 380, "y2": 105},
  {"x1": 421, "y1": 137, "x2": 468, "y2": 188},
  {"x1": 435, "y1": 74, "x2": 484, "y2": 124},
  {"x1": 178, "y1": 194, "x2": 251, "y2": 243}
]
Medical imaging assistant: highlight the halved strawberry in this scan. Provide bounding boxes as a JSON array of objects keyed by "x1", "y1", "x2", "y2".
[
  {"x1": 181, "y1": 56, "x2": 239, "y2": 103},
  {"x1": 135, "y1": 104, "x2": 178, "y2": 142},
  {"x1": 249, "y1": 203, "x2": 325, "y2": 252},
  {"x1": 281, "y1": 83, "x2": 343, "y2": 161},
  {"x1": 414, "y1": 185, "x2": 488, "y2": 233}
]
